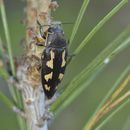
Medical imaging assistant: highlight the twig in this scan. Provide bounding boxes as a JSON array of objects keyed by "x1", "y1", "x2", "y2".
[
  {"x1": 13, "y1": 106, "x2": 27, "y2": 119},
  {"x1": 15, "y1": 0, "x2": 58, "y2": 130}
]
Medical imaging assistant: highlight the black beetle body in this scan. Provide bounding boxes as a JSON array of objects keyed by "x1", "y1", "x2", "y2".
[{"x1": 41, "y1": 24, "x2": 68, "y2": 99}]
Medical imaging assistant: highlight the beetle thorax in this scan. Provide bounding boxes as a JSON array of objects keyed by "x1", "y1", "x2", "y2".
[{"x1": 47, "y1": 33, "x2": 66, "y2": 48}]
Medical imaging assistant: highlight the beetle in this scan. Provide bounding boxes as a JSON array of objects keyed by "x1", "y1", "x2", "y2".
[{"x1": 41, "y1": 23, "x2": 68, "y2": 99}]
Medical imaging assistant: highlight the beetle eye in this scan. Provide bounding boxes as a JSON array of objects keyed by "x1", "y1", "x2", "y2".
[{"x1": 48, "y1": 28, "x2": 53, "y2": 33}]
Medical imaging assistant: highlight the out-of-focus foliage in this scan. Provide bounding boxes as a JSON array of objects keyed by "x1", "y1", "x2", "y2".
[{"x1": 1, "y1": 0, "x2": 130, "y2": 130}]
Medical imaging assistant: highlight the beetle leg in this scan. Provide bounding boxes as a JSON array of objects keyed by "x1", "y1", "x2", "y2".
[
  {"x1": 45, "y1": 94, "x2": 58, "y2": 107},
  {"x1": 67, "y1": 53, "x2": 76, "y2": 65}
]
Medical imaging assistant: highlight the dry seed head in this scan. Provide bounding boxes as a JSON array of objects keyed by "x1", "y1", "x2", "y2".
[
  {"x1": 39, "y1": 12, "x2": 48, "y2": 21},
  {"x1": 49, "y1": 1, "x2": 59, "y2": 11},
  {"x1": 27, "y1": 64, "x2": 41, "y2": 88}
]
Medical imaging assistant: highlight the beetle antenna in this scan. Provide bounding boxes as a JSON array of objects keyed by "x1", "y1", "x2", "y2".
[
  {"x1": 62, "y1": 22, "x2": 73, "y2": 25},
  {"x1": 37, "y1": 20, "x2": 44, "y2": 35},
  {"x1": 37, "y1": 21, "x2": 73, "y2": 27}
]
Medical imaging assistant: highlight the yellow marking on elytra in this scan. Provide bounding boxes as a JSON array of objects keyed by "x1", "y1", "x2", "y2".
[
  {"x1": 58, "y1": 73, "x2": 64, "y2": 80},
  {"x1": 44, "y1": 72, "x2": 53, "y2": 82},
  {"x1": 46, "y1": 50, "x2": 55, "y2": 69},
  {"x1": 61, "y1": 50, "x2": 66, "y2": 67},
  {"x1": 44, "y1": 84, "x2": 50, "y2": 91}
]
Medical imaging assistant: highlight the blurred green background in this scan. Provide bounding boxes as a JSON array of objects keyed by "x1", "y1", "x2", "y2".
[{"x1": 1, "y1": 0, "x2": 130, "y2": 130}]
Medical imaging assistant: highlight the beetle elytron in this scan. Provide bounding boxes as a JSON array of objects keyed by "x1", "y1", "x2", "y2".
[{"x1": 40, "y1": 23, "x2": 68, "y2": 99}]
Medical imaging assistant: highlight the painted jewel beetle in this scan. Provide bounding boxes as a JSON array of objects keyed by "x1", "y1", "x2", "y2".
[{"x1": 41, "y1": 23, "x2": 68, "y2": 99}]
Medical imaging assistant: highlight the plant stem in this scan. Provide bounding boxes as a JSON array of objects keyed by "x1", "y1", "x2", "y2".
[
  {"x1": 21, "y1": 0, "x2": 52, "y2": 130},
  {"x1": 69, "y1": 0, "x2": 90, "y2": 47},
  {"x1": 74, "y1": 0, "x2": 128, "y2": 55},
  {"x1": 0, "y1": 91, "x2": 14, "y2": 108},
  {"x1": 94, "y1": 98, "x2": 130, "y2": 130},
  {"x1": 0, "y1": 1, "x2": 27, "y2": 130},
  {"x1": 0, "y1": 0, "x2": 15, "y2": 76},
  {"x1": 83, "y1": 65, "x2": 130, "y2": 130}
]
